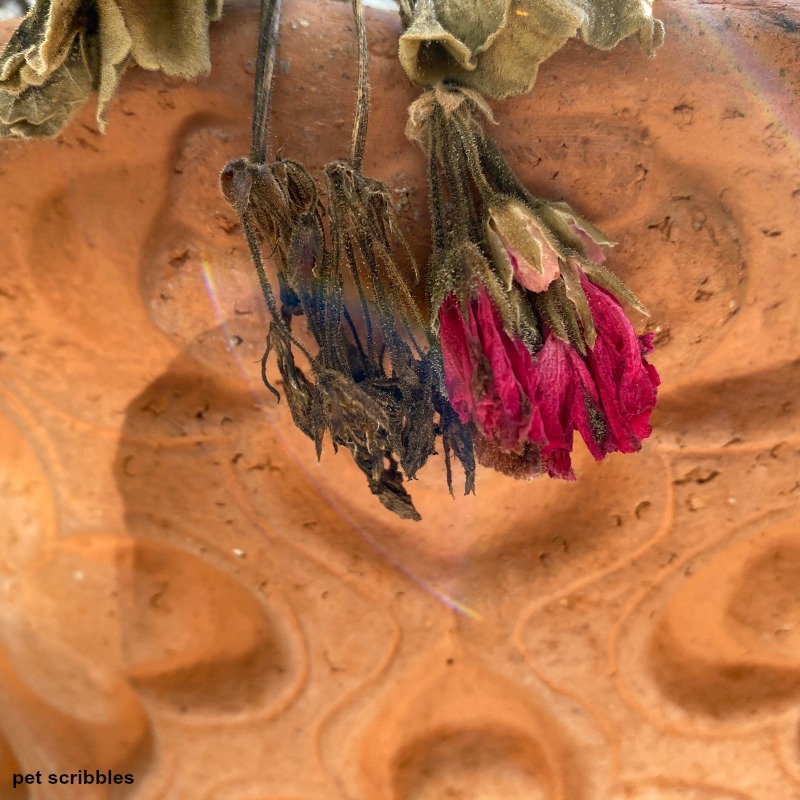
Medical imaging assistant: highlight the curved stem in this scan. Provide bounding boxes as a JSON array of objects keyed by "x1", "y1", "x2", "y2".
[
  {"x1": 350, "y1": 0, "x2": 369, "y2": 171},
  {"x1": 398, "y1": 0, "x2": 415, "y2": 29},
  {"x1": 241, "y1": 214, "x2": 316, "y2": 364},
  {"x1": 251, "y1": 0, "x2": 283, "y2": 164}
]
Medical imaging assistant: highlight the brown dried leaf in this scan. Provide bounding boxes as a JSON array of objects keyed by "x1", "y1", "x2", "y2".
[{"x1": 112, "y1": 0, "x2": 216, "y2": 76}]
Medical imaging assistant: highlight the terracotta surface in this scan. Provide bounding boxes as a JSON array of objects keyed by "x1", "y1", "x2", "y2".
[{"x1": 1, "y1": 1, "x2": 799, "y2": 797}]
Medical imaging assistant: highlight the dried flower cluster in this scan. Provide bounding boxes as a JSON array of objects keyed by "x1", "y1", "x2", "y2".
[
  {"x1": 220, "y1": 0, "x2": 473, "y2": 520},
  {"x1": 412, "y1": 84, "x2": 660, "y2": 482},
  {"x1": 1, "y1": 0, "x2": 664, "y2": 519},
  {"x1": 217, "y1": 0, "x2": 660, "y2": 519}
]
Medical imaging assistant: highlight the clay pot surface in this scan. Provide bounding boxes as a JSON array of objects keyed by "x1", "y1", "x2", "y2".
[{"x1": 1, "y1": 1, "x2": 799, "y2": 798}]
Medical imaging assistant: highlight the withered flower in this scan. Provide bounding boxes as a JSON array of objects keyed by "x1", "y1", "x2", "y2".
[
  {"x1": 413, "y1": 83, "x2": 659, "y2": 481},
  {"x1": 220, "y1": 0, "x2": 474, "y2": 520},
  {"x1": 438, "y1": 286, "x2": 546, "y2": 471},
  {"x1": 485, "y1": 198, "x2": 562, "y2": 293}
]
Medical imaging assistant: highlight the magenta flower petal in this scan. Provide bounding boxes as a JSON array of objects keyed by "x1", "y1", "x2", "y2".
[
  {"x1": 580, "y1": 275, "x2": 660, "y2": 454},
  {"x1": 439, "y1": 293, "x2": 480, "y2": 423},
  {"x1": 472, "y1": 289, "x2": 530, "y2": 449},
  {"x1": 530, "y1": 334, "x2": 577, "y2": 479},
  {"x1": 439, "y1": 288, "x2": 545, "y2": 458}
]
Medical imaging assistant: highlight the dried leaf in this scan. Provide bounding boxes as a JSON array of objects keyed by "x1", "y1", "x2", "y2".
[
  {"x1": 0, "y1": 41, "x2": 92, "y2": 138},
  {"x1": 400, "y1": 0, "x2": 664, "y2": 99},
  {"x1": 112, "y1": 0, "x2": 216, "y2": 76},
  {"x1": 0, "y1": 0, "x2": 222, "y2": 139}
]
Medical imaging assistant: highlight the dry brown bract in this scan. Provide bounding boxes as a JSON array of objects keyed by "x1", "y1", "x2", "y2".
[
  {"x1": 399, "y1": 0, "x2": 664, "y2": 98},
  {"x1": 0, "y1": 0, "x2": 222, "y2": 138}
]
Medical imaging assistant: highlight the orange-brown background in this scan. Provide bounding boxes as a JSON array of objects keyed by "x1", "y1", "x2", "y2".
[{"x1": 1, "y1": 1, "x2": 799, "y2": 797}]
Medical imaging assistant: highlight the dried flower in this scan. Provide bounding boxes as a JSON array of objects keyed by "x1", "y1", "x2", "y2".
[
  {"x1": 413, "y1": 83, "x2": 659, "y2": 482},
  {"x1": 578, "y1": 275, "x2": 660, "y2": 455},
  {"x1": 221, "y1": 0, "x2": 478, "y2": 520},
  {"x1": 438, "y1": 272, "x2": 659, "y2": 481},
  {"x1": 485, "y1": 198, "x2": 562, "y2": 292},
  {"x1": 439, "y1": 286, "x2": 545, "y2": 456},
  {"x1": 530, "y1": 281, "x2": 660, "y2": 479}
]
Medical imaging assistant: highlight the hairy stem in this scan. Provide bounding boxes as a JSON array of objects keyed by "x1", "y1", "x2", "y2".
[
  {"x1": 251, "y1": 0, "x2": 282, "y2": 164},
  {"x1": 398, "y1": 0, "x2": 415, "y2": 28},
  {"x1": 350, "y1": 0, "x2": 369, "y2": 171},
  {"x1": 241, "y1": 214, "x2": 315, "y2": 365}
]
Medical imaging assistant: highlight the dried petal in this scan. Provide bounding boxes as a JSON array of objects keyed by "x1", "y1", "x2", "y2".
[
  {"x1": 549, "y1": 200, "x2": 615, "y2": 263},
  {"x1": 581, "y1": 276, "x2": 660, "y2": 452},
  {"x1": 439, "y1": 288, "x2": 545, "y2": 457},
  {"x1": 486, "y1": 200, "x2": 561, "y2": 292}
]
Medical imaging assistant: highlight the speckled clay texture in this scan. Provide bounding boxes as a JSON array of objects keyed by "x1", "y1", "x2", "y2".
[{"x1": 0, "y1": 1, "x2": 799, "y2": 798}]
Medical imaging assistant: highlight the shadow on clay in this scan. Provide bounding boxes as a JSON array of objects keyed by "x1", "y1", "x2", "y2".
[
  {"x1": 653, "y1": 358, "x2": 800, "y2": 445},
  {"x1": 393, "y1": 727, "x2": 555, "y2": 800},
  {"x1": 0, "y1": 731, "x2": 28, "y2": 800},
  {"x1": 111, "y1": 343, "x2": 308, "y2": 717},
  {"x1": 647, "y1": 516, "x2": 800, "y2": 718}
]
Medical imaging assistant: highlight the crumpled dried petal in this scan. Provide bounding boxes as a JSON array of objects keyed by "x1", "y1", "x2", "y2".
[
  {"x1": 531, "y1": 273, "x2": 660, "y2": 474},
  {"x1": 0, "y1": 0, "x2": 223, "y2": 139},
  {"x1": 399, "y1": 0, "x2": 664, "y2": 99},
  {"x1": 439, "y1": 287, "x2": 545, "y2": 455},
  {"x1": 581, "y1": 275, "x2": 660, "y2": 452},
  {"x1": 550, "y1": 200, "x2": 614, "y2": 264},
  {"x1": 533, "y1": 329, "x2": 607, "y2": 476}
]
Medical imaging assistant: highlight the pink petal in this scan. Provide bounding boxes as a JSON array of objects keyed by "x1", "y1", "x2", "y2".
[
  {"x1": 567, "y1": 220, "x2": 607, "y2": 264},
  {"x1": 472, "y1": 290, "x2": 544, "y2": 450},
  {"x1": 580, "y1": 275, "x2": 660, "y2": 454},
  {"x1": 531, "y1": 334, "x2": 575, "y2": 476},
  {"x1": 439, "y1": 293, "x2": 480, "y2": 423},
  {"x1": 439, "y1": 289, "x2": 545, "y2": 455},
  {"x1": 511, "y1": 222, "x2": 561, "y2": 293}
]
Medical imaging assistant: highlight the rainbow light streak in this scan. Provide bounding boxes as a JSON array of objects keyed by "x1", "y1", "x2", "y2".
[
  {"x1": 200, "y1": 253, "x2": 483, "y2": 622},
  {"x1": 688, "y1": 5, "x2": 799, "y2": 153}
]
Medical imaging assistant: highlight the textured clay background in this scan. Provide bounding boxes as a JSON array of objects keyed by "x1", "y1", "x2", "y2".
[{"x1": 1, "y1": 0, "x2": 799, "y2": 797}]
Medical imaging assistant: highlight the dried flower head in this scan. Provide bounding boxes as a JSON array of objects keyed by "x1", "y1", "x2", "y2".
[
  {"x1": 220, "y1": 0, "x2": 476, "y2": 520},
  {"x1": 411, "y1": 83, "x2": 659, "y2": 481}
]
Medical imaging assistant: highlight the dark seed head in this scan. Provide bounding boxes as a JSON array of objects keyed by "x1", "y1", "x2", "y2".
[{"x1": 220, "y1": 158, "x2": 253, "y2": 213}]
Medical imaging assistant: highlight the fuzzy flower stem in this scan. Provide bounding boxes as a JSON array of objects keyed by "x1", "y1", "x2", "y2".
[
  {"x1": 475, "y1": 131, "x2": 535, "y2": 205},
  {"x1": 240, "y1": 212, "x2": 315, "y2": 368},
  {"x1": 251, "y1": 0, "x2": 282, "y2": 164},
  {"x1": 350, "y1": 0, "x2": 369, "y2": 171},
  {"x1": 427, "y1": 111, "x2": 448, "y2": 259},
  {"x1": 451, "y1": 111, "x2": 494, "y2": 200},
  {"x1": 436, "y1": 108, "x2": 477, "y2": 242}
]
